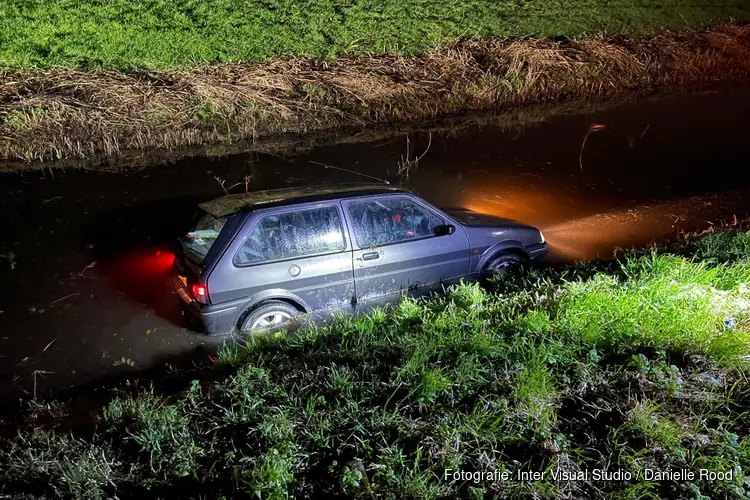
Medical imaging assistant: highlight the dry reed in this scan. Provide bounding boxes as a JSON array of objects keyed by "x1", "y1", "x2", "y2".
[{"x1": 0, "y1": 23, "x2": 748, "y2": 167}]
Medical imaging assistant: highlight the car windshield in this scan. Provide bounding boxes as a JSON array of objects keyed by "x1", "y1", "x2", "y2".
[{"x1": 182, "y1": 211, "x2": 227, "y2": 263}]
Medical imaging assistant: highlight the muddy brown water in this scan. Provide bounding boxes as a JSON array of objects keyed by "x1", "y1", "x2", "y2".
[{"x1": 1, "y1": 85, "x2": 749, "y2": 405}]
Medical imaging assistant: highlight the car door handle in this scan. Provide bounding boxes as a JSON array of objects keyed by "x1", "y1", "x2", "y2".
[{"x1": 362, "y1": 252, "x2": 380, "y2": 261}]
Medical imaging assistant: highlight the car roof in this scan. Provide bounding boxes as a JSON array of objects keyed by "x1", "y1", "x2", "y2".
[{"x1": 199, "y1": 183, "x2": 413, "y2": 218}]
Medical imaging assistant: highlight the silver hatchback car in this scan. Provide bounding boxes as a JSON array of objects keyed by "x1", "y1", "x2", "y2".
[{"x1": 173, "y1": 183, "x2": 547, "y2": 335}]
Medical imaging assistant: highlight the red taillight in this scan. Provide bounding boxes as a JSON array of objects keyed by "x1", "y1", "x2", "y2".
[{"x1": 191, "y1": 284, "x2": 208, "y2": 303}]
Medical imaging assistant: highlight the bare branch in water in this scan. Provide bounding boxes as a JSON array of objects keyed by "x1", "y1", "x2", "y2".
[
  {"x1": 214, "y1": 174, "x2": 254, "y2": 194},
  {"x1": 639, "y1": 124, "x2": 651, "y2": 139},
  {"x1": 213, "y1": 176, "x2": 229, "y2": 194},
  {"x1": 398, "y1": 133, "x2": 432, "y2": 179},
  {"x1": 578, "y1": 123, "x2": 606, "y2": 171}
]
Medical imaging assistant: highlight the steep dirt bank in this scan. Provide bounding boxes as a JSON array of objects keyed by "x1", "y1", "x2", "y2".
[{"x1": 1, "y1": 23, "x2": 749, "y2": 165}]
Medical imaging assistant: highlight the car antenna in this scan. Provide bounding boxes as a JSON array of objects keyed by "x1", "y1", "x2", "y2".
[{"x1": 309, "y1": 160, "x2": 390, "y2": 184}]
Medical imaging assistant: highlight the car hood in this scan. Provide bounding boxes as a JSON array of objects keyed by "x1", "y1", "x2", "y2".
[
  {"x1": 442, "y1": 208, "x2": 544, "y2": 250},
  {"x1": 442, "y1": 208, "x2": 533, "y2": 230}
]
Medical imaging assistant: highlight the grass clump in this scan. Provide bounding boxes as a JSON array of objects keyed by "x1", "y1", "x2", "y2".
[
  {"x1": 102, "y1": 388, "x2": 202, "y2": 477},
  {"x1": 1, "y1": 227, "x2": 750, "y2": 498},
  {"x1": 2, "y1": 430, "x2": 121, "y2": 499},
  {"x1": 686, "y1": 226, "x2": 750, "y2": 265},
  {"x1": 555, "y1": 252, "x2": 750, "y2": 364}
]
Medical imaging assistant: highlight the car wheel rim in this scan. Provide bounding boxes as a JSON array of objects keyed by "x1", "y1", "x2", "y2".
[
  {"x1": 251, "y1": 311, "x2": 293, "y2": 330},
  {"x1": 491, "y1": 260, "x2": 515, "y2": 272}
]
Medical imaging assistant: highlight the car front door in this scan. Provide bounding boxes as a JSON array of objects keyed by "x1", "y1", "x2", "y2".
[
  {"x1": 219, "y1": 203, "x2": 355, "y2": 313},
  {"x1": 343, "y1": 194, "x2": 470, "y2": 305}
]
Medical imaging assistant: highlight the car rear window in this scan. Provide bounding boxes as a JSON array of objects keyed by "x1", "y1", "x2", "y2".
[{"x1": 183, "y1": 211, "x2": 228, "y2": 262}]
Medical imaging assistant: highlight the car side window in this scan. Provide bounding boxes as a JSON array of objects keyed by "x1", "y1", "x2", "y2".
[
  {"x1": 346, "y1": 197, "x2": 443, "y2": 247},
  {"x1": 234, "y1": 205, "x2": 346, "y2": 265}
]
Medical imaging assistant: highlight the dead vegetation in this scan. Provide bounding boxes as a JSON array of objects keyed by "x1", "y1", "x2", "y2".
[{"x1": 0, "y1": 23, "x2": 749, "y2": 166}]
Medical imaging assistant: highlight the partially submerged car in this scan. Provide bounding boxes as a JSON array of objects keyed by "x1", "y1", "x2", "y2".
[{"x1": 173, "y1": 183, "x2": 547, "y2": 335}]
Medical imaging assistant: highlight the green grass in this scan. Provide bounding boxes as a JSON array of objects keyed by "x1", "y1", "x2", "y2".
[
  {"x1": 1, "y1": 0, "x2": 749, "y2": 69},
  {"x1": 557, "y1": 253, "x2": 750, "y2": 363},
  {"x1": 2, "y1": 227, "x2": 750, "y2": 498}
]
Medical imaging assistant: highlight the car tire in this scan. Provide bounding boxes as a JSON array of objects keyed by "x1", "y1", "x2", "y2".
[
  {"x1": 240, "y1": 301, "x2": 301, "y2": 334},
  {"x1": 484, "y1": 252, "x2": 525, "y2": 277}
]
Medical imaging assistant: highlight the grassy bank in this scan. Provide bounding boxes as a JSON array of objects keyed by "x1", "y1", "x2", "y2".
[
  {"x1": 1, "y1": 23, "x2": 750, "y2": 164},
  {"x1": 2, "y1": 0, "x2": 749, "y2": 69},
  {"x1": 2, "y1": 227, "x2": 750, "y2": 498},
  {"x1": 1, "y1": 0, "x2": 749, "y2": 165}
]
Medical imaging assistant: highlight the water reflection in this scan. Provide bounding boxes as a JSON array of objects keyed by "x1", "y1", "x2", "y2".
[{"x1": 463, "y1": 187, "x2": 748, "y2": 261}]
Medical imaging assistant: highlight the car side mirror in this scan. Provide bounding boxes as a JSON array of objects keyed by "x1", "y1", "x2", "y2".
[{"x1": 434, "y1": 224, "x2": 456, "y2": 236}]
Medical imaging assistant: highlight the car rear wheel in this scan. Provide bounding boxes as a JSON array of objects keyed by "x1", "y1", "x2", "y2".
[
  {"x1": 240, "y1": 301, "x2": 300, "y2": 334},
  {"x1": 484, "y1": 252, "x2": 525, "y2": 277}
]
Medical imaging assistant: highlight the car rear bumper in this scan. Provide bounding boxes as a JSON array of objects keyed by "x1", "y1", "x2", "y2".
[
  {"x1": 174, "y1": 277, "x2": 239, "y2": 336},
  {"x1": 526, "y1": 242, "x2": 549, "y2": 260}
]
